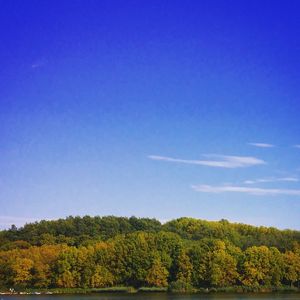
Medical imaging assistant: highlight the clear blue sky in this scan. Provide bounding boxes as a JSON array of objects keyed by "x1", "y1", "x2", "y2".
[{"x1": 1, "y1": 0, "x2": 300, "y2": 230}]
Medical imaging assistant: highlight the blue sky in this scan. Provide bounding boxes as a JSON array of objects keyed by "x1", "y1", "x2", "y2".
[{"x1": 1, "y1": 0, "x2": 300, "y2": 229}]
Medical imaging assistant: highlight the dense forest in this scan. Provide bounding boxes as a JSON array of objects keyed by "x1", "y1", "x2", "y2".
[{"x1": 0, "y1": 216, "x2": 300, "y2": 292}]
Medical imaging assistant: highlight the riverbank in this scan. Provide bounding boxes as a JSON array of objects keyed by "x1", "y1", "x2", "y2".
[{"x1": 1, "y1": 286, "x2": 300, "y2": 295}]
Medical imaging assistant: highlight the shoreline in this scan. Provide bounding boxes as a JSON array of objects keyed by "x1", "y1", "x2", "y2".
[{"x1": 1, "y1": 286, "x2": 300, "y2": 295}]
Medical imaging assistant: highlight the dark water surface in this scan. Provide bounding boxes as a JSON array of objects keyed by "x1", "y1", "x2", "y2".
[{"x1": 1, "y1": 293, "x2": 300, "y2": 300}]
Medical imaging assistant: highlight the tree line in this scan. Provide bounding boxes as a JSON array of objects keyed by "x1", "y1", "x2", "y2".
[
  {"x1": 1, "y1": 216, "x2": 299, "y2": 250},
  {"x1": 0, "y1": 216, "x2": 299, "y2": 291}
]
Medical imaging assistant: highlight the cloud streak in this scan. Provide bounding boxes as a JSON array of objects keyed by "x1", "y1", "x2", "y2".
[
  {"x1": 248, "y1": 142, "x2": 275, "y2": 148},
  {"x1": 148, "y1": 154, "x2": 266, "y2": 168},
  {"x1": 294, "y1": 145, "x2": 300, "y2": 149},
  {"x1": 31, "y1": 58, "x2": 47, "y2": 69},
  {"x1": 244, "y1": 177, "x2": 299, "y2": 184},
  {"x1": 192, "y1": 184, "x2": 300, "y2": 196}
]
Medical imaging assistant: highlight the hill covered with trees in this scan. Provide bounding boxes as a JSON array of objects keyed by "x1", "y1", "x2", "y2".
[{"x1": 0, "y1": 216, "x2": 299, "y2": 292}]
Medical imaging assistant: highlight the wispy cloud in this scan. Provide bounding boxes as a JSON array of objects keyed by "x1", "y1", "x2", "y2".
[
  {"x1": 248, "y1": 142, "x2": 275, "y2": 148},
  {"x1": 192, "y1": 184, "x2": 300, "y2": 196},
  {"x1": 148, "y1": 154, "x2": 266, "y2": 168},
  {"x1": 31, "y1": 63, "x2": 42, "y2": 68},
  {"x1": 244, "y1": 177, "x2": 299, "y2": 184},
  {"x1": 31, "y1": 59, "x2": 47, "y2": 69},
  {"x1": 293, "y1": 145, "x2": 300, "y2": 149}
]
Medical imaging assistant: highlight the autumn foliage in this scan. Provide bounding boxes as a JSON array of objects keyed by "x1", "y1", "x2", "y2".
[{"x1": 0, "y1": 216, "x2": 299, "y2": 290}]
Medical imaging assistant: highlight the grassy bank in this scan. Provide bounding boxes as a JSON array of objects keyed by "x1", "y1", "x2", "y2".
[{"x1": 1, "y1": 285, "x2": 299, "y2": 295}]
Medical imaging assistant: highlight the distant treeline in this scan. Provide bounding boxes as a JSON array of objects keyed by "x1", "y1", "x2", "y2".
[
  {"x1": 1, "y1": 216, "x2": 300, "y2": 250},
  {"x1": 0, "y1": 216, "x2": 299, "y2": 291}
]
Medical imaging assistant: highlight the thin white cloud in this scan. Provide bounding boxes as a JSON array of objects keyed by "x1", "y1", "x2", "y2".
[
  {"x1": 293, "y1": 145, "x2": 300, "y2": 149},
  {"x1": 31, "y1": 63, "x2": 41, "y2": 68},
  {"x1": 192, "y1": 184, "x2": 300, "y2": 196},
  {"x1": 244, "y1": 177, "x2": 299, "y2": 184},
  {"x1": 31, "y1": 59, "x2": 47, "y2": 69},
  {"x1": 148, "y1": 154, "x2": 266, "y2": 168},
  {"x1": 248, "y1": 142, "x2": 275, "y2": 148},
  {"x1": 243, "y1": 180, "x2": 255, "y2": 184}
]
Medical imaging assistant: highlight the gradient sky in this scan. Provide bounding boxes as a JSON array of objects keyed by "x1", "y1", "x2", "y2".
[{"x1": 1, "y1": 0, "x2": 300, "y2": 230}]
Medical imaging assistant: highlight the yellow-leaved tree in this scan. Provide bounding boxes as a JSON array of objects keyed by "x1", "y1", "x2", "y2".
[{"x1": 146, "y1": 258, "x2": 169, "y2": 287}]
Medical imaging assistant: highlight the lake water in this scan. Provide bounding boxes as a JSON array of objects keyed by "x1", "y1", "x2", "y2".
[{"x1": 1, "y1": 293, "x2": 300, "y2": 300}]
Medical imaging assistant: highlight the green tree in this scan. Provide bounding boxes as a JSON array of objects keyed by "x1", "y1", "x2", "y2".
[
  {"x1": 189, "y1": 243, "x2": 210, "y2": 287},
  {"x1": 90, "y1": 265, "x2": 114, "y2": 287},
  {"x1": 55, "y1": 247, "x2": 80, "y2": 287},
  {"x1": 176, "y1": 250, "x2": 193, "y2": 283},
  {"x1": 11, "y1": 257, "x2": 34, "y2": 288},
  {"x1": 242, "y1": 246, "x2": 272, "y2": 287},
  {"x1": 268, "y1": 247, "x2": 284, "y2": 286},
  {"x1": 209, "y1": 241, "x2": 239, "y2": 287},
  {"x1": 283, "y1": 251, "x2": 300, "y2": 287},
  {"x1": 146, "y1": 258, "x2": 169, "y2": 287}
]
